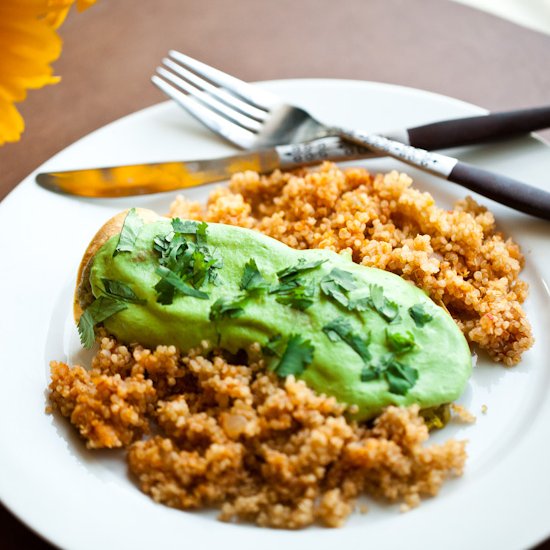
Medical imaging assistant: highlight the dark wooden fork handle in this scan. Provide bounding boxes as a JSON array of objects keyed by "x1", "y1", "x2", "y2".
[{"x1": 407, "y1": 106, "x2": 550, "y2": 150}]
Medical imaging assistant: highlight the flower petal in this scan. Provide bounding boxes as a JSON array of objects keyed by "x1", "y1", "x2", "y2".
[
  {"x1": 0, "y1": 97, "x2": 25, "y2": 145},
  {"x1": 77, "y1": 0, "x2": 96, "y2": 12},
  {"x1": 0, "y1": 0, "x2": 96, "y2": 145},
  {"x1": 43, "y1": 6, "x2": 72, "y2": 29}
]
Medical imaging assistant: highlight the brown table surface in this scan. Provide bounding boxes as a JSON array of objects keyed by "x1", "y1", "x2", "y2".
[{"x1": 2, "y1": 0, "x2": 550, "y2": 548}]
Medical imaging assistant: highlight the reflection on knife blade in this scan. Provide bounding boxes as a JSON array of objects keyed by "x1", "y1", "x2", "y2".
[{"x1": 35, "y1": 137, "x2": 372, "y2": 197}]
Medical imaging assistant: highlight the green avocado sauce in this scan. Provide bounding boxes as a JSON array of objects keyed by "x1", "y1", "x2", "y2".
[{"x1": 83, "y1": 213, "x2": 472, "y2": 420}]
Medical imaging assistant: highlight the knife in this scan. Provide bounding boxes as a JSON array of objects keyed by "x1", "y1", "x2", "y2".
[
  {"x1": 36, "y1": 105, "x2": 550, "y2": 198},
  {"x1": 36, "y1": 137, "x2": 371, "y2": 197}
]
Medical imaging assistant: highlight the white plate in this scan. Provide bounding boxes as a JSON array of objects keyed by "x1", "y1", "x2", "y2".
[{"x1": 1, "y1": 80, "x2": 549, "y2": 550}]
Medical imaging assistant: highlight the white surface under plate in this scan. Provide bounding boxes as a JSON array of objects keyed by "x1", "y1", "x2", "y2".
[{"x1": 0, "y1": 79, "x2": 549, "y2": 550}]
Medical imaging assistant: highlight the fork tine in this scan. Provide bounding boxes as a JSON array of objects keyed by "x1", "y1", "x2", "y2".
[
  {"x1": 162, "y1": 58, "x2": 268, "y2": 122},
  {"x1": 168, "y1": 50, "x2": 281, "y2": 111},
  {"x1": 151, "y1": 75, "x2": 256, "y2": 149},
  {"x1": 157, "y1": 66, "x2": 263, "y2": 133}
]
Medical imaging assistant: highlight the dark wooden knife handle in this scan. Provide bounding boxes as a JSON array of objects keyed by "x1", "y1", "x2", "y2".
[
  {"x1": 408, "y1": 106, "x2": 550, "y2": 150},
  {"x1": 449, "y1": 161, "x2": 550, "y2": 220}
]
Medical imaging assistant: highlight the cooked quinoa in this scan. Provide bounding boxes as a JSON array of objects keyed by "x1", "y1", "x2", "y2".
[
  {"x1": 169, "y1": 162, "x2": 533, "y2": 365},
  {"x1": 49, "y1": 334, "x2": 466, "y2": 528},
  {"x1": 49, "y1": 163, "x2": 533, "y2": 528}
]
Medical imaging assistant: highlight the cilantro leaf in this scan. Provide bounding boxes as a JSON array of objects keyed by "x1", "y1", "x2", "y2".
[
  {"x1": 346, "y1": 294, "x2": 373, "y2": 312},
  {"x1": 262, "y1": 333, "x2": 283, "y2": 357},
  {"x1": 409, "y1": 303, "x2": 433, "y2": 327},
  {"x1": 190, "y1": 248, "x2": 221, "y2": 288},
  {"x1": 77, "y1": 297, "x2": 128, "y2": 349},
  {"x1": 195, "y1": 221, "x2": 208, "y2": 247},
  {"x1": 386, "y1": 328, "x2": 416, "y2": 354},
  {"x1": 154, "y1": 232, "x2": 186, "y2": 271},
  {"x1": 154, "y1": 266, "x2": 209, "y2": 304},
  {"x1": 370, "y1": 285, "x2": 399, "y2": 322},
  {"x1": 166, "y1": 234, "x2": 189, "y2": 271},
  {"x1": 170, "y1": 219, "x2": 207, "y2": 247},
  {"x1": 153, "y1": 277, "x2": 176, "y2": 305},
  {"x1": 360, "y1": 365, "x2": 381, "y2": 382},
  {"x1": 209, "y1": 295, "x2": 246, "y2": 322},
  {"x1": 322, "y1": 317, "x2": 371, "y2": 362},
  {"x1": 320, "y1": 269, "x2": 358, "y2": 308},
  {"x1": 171, "y1": 218, "x2": 199, "y2": 234},
  {"x1": 384, "y1": 359, "x2": 418, "y2": 395},
  {"x1": 322, "y1": 317, "x2": 352, "y2": 343},
  {"x1": 273, "y1": 334, "x2": 314, "y2": 377},
  {"x1": 359, "y1": 353, "x2": 418, "y2": 395},
  {"x1": 77, "y1": 310, "x2": 95, "y2": 350},
  {"x1": 153, "y1": 221, "x2": 222, "y2": 296},
  {"x1": 320, "y1": 279, "x2": 349, "y2": 308},
  {"x1": 272, "y1": 281, "x2": 315, "y2": 310},
  {"x1": 101, "y1": 278, "x2": 146, "y2": 304},
  {"x1": 270, "y1": 257, "x2": 324, "y2": 311},
  {"x1": 114, "y1": 208, "x2": 143, "y2": 256},
  {"x1": 240, "y1": 258, "x2": 269, "y2": 291},
  {"x1": 328, "y1": 268, "x2": 357, "y2": 291},
  {"x1": 277, "y1": 258, "x2": 326, "y2": 283}
]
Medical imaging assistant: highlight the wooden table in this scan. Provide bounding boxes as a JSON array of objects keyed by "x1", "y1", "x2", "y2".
[{"x1": 2, "y1": 0, "x2": 550, "y2": 548}]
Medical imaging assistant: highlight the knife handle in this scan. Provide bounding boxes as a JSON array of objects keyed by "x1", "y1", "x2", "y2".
[{"x1": 384, "y1": 106, "x2": 550, "y2": 151}]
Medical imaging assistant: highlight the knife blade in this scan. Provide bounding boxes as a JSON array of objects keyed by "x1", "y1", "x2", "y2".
[{"x1": 35, "y1": 137, "x2": 371, "y2": 198}]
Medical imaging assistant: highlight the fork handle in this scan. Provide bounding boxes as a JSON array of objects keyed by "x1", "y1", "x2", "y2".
[
  {"x1": 339, "y1": 131, "x2": 550, "y2": 220},
  {"x1": 448, "y1": 161, "x2": 550, "y2": 219},
  {"x1": 383, "y1": 106, "x2": 550, "y2": 151}
]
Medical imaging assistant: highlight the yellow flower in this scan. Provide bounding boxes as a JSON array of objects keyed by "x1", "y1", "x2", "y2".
[
  {"x1": 44, "y1": 0, "x2": 96, "y2": 30},
  {"x1": 0, "y1": 0, "x2": 96, "y2": 146}
]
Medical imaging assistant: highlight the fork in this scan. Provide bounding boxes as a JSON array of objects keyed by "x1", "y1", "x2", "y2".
[{"x1": 152, "y1": 51, "x2": 550, "y2": 220}]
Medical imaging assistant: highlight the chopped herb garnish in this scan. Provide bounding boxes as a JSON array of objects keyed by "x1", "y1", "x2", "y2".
[
  {"x1": 153, "y1": 219, "x2": 222, "y2": 304},
  {"x1": 359, "y1": 353, "x2": 418, "y2": 396},
  {"x1": 154, "y1": 266, "x2": 209, "y2": 304},
  {"x1": 272, "y1": 334, "x2": 314, "y2": 377},
  {"x1": 152, "y1": 279, "x2": 175, "y2": 305},
  {"x1": 269, "y1": 257, "x2": 325, "y2": 310},
  {"x1": 277, "y1": 258, "x2": 326, "y2": 283},
  {"x1": 78, "y1": 296, "x2": 128, "y2": 349},
  {"x1": 409, "y1": 303, "x2": 433, "y2": 327},
  {"x1": 346, "y1": 294, "x2": 373, "y2": 312},
  {"x1": 320, "y1": 268, "x2": 357, "y2": 308},
  {"x1": 386, "y1": 328, "x2": 416, "y2": 354},
  {"x1": 384, "y1": 358, "x2": 418, "y2": 395},
  {"x1": 322, "y1": 317, "x2": 371, "y2": 362},
  {"x1": 262, "y1": 333, "x2": 283, "y2": 357},
  {"x1": 114, "y1": 208, "x2": 143, "y2": 256},
  {"x1": 240, "y1": 258, "x2": 269, "y2": 291},
  {"x1": 320, "y1": 277, "x2": 349, "y2": 307},
  {"x1": 171, "y1": 218, "x2": 199, "y2": 234},
  {"x1": 209, "y1": 295, "x2": 246, "y2": 322},
  {"x1": 370, "y1": 285, "x2": 400, "y2": 322},
  {"x1": 328, "y1": 268, "x2": 357, "y2": 291},
  {"x1": 154, "y1": 233, "x2": 184, "y2": 271},
  {"x1": 101, "y1": 278, "x2": 146, "y2": 304},
  {"x1": 190, "y1": 248, "x2": 220, "y2": 288},
  {"x1": 360, "y1": 365, "x2": 381, "y2": 382},
  {"x1": 195, "y1": 221, "x2": 208, "y2": 247},
  {"x1": 272, "y1": 281, "x2": 315, "y2": 311}
]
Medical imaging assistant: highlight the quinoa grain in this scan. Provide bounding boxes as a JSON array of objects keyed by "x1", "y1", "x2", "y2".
[
  {"x1": 50, "y1": 336, "x2": 466, "y2": 528},
  {"x1": 170, "y1": 163, "x2": 533, "y2": 365}
]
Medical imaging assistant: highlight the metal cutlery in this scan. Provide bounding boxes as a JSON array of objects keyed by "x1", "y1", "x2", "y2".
[
  {"x1": 36, "y1": 137, "x2": 369, "y2": 197},
  {"x1": 152, "y1": 51, "x2": 550, "y2": 220}
]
